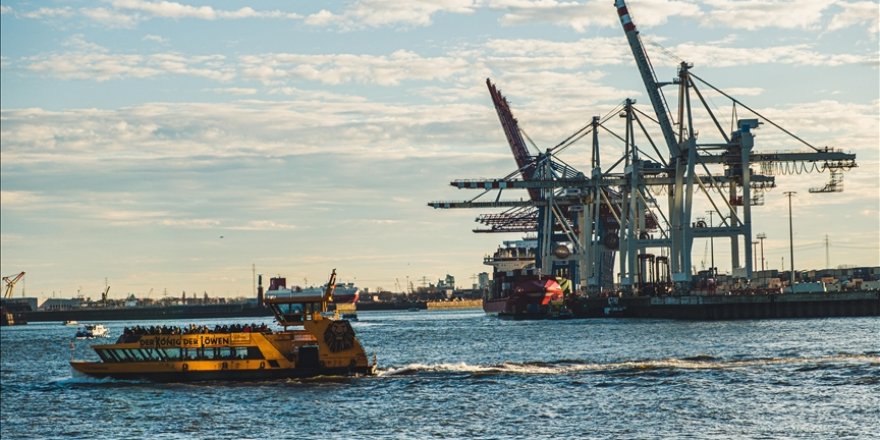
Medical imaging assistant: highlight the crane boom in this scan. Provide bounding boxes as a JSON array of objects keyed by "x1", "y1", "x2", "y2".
[
  {"x1": 614, "y1": 0, "x2": 678, "y2": 157},
  {"x1": 487, "y1": 78, "x2": 540, "y2": 201},
  {"x1": 3, "y1": 272, "x2": 26, "y2": 299},
  {"x1": 322, "y1": 268, "x2": 337, "y2": 305}
]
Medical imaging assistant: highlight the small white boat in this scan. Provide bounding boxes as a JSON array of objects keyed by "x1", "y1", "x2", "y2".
[
  {"x1": 64, "y1": 320, "x2": 79, "y2": 326},
  {"x1": 75, "y1": 324, "x2": 110, "y2": 339}
]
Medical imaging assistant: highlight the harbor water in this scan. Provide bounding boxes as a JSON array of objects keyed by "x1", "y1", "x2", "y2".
[{"x1": 2, "y1": 310, "x2": 878, "y2": 439}]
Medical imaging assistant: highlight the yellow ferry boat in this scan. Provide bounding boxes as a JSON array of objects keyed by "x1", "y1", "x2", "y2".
[{"x1": 70, "y1": 270, "x2": 376, "y2": 381}]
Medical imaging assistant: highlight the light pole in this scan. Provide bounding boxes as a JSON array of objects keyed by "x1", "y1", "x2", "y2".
[
  {"x1": 757, "y1": 232, "x2": 767, "y2": 286},
  {"x1": 706, "y1": 210, "x2": 715, "y2": 272},
  {"x1": 752, "y1": 240, "x2": 759, "y2": 273},
  {"x1": 784, "y1": 192, "x2": 797, "y2": 287}
]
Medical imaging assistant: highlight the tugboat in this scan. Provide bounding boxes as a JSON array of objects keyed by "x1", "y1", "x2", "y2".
[{"x1": 69, "y1": 269, "x2": 376, "y2": 381}]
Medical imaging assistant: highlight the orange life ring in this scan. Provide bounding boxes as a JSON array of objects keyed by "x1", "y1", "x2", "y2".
[{"x1": 182, "y1": 363, "x2": 189, "y2": 371}]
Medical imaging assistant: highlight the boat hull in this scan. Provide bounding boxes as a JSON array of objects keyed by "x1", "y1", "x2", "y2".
[{"x1": 70, "y1": 361, "x2": 375, "y2": 382}]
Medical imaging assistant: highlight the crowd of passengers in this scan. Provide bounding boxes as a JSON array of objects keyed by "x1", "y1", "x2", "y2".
[{"x1": 121, "y1": 323, "x2": 272, "y2": 336}]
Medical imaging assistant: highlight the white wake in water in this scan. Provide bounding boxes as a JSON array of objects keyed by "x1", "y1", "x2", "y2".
[{"x1": 379, "y1": 353, "x2": 880, "y2": 377}]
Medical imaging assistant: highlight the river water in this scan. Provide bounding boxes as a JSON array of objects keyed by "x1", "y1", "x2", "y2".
[{"x1": 2, "y1": 310, "x2": 878, "y2": 439}]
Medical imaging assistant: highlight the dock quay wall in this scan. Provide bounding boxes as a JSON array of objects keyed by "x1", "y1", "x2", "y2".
[
  {"x1": 572, "y1": 291, "x2": 880, "y2": 320},
  {"x1": 427, "y1": 299, "x2": 482, "y2": 310},
  {"x1": 23, "y1": 304, "x2": 272, "y2": 323}
]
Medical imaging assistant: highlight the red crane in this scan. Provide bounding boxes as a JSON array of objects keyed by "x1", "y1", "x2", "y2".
[{"x1": 486, "y1": 79, "x2": 540, "y2": 202}]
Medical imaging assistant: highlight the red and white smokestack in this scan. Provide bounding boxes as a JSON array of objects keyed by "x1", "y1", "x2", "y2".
[{"x1": 615, "y1": 0, "x2": 637, "y2": 32}]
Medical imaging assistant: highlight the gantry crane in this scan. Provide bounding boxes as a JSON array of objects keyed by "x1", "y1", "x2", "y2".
[
  {"x1": 3, "y1": 272, "x2": 26, "y2": 299},
  {"x1": 430, "y1": 2, "x2": 857, "y2": 295},
  {"x1": 613, "y1": 0, "x2": 856, "y2": 289}
]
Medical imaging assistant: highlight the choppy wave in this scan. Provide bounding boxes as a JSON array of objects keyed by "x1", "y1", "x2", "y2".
[{"x1": 379, "y1": 353, "x2": 880, "y2": 377}]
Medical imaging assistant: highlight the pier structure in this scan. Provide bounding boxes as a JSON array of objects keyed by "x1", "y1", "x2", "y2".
[{"x1": 429, "y1": 0, "x2": 857, "y2": 296}]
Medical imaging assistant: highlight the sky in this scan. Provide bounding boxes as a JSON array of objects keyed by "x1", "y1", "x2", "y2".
[{"x1": 1, "y1": 0, "x2": 878, "y2": 301}]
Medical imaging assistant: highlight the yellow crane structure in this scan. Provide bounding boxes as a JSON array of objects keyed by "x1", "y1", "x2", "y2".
[{"x1": 3, "y1": 272, "x2": 26, "y2": 299}]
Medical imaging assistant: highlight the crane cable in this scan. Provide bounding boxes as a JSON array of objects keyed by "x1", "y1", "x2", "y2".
[{"x1": 690, "y1": 73, "x2": 822, "y2": 153}]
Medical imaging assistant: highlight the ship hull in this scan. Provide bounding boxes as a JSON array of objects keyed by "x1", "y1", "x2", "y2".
[
  {"x1": 483, "y1": 276, "x2": 564, "y2": 319},
  {"x1": 482, "y1": 296, "x2": 556, "y2": 319}
]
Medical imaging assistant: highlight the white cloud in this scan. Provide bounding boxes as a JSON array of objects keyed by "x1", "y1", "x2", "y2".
[
  {"x1": 483, "y1": 37, "x2": 629, "y2": 68},
  {"x1": 143, "y1": 34, "x2": 168, "y2": 44},
  {"x1": 159, "y1": 218, "x2": 222, "y2": 228},
  {"x1": 23, "y1": 50, "x2": 235, "y2": 82},
  {"x1": 827, "y1": 1, "x2": 880, "y2": 35},
  {"x1": 26, "y1": 53, "x2": 159, "y2": 81},
  {"x1": 81, "y1": 7, "x2": 139, "y2": 28},
  {"x1": 0, "y1": 190, "x2": 45, "y2": 207},
  {"x1": 111, "y1": 0, "x2": 216, "y2": 20},
  {"x1": 109, "y1": 0, "x2": 301, "y2": 20},
  {"x1": 700, "y1": 0, "x2": 836, "y2": 30},
  {"x1": 205, "y1": 87, "x2": 258, "y2": 96},
  {"x1": 663, "y1": 42, "x2": 879, "y2": 68},
  {"x1": 490, "y1": 0, "x2": 701, "y2": 31},
  {"x1": 62, "y1": 34, "x2": 109, "y2": 53},
  {"x1": 304, "y1": 9, "x2": 340, "y2": 27},
  {"x1": 9, "y1": 1, "x2": 301, "y2": 28},
  {"x1": 20, "y1": 6, "x2": 75, "y2": 19},
  {"x1": 99, "y1": 209, "x2": 173, "y2": 223},
  {"x1": 305, "y1": 0, "x2": 478, "y2": 29},
  {"x1": 227, "y1": 220, "x2": 297, "y2": 231},
  {"x1": 239, "y1": 50, "x2": 475, "y2": 86}
]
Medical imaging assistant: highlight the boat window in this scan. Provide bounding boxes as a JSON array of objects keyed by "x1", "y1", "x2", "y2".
[
  {"x1": 182, "y1": 349, "x2": 196, "y2": 360},
  {"x1": 161, "y1": 348, "x2": 181, "y2": 360},
  {"x1": 277, "y1": 303, "x2": 304, "y2": 323},
  {"x1": 217, "y1": 347, "x2": 233, "y2": 359},
  {"x1": 126, "y1": 349, "x2": 146, "y2": 361},
  {"x1": 111, "y1": 349, "x2": 131, "y2": 362},
  {"x1": 96, "y1": 349, "x2": 113, "y2": 363},
  {"x1": 142, "y1": 349, "x2": 163, "y2": 361},
  {"x1": 100, "y1": 349, "x2": 119, "y2": 363},
  {"x1": 246, "y1": 347, "x2": 264, "y2": 360}
]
